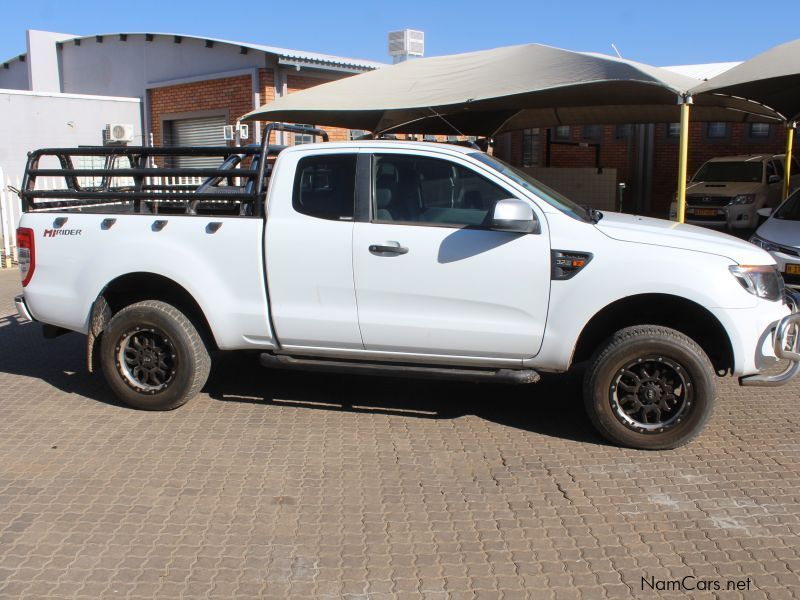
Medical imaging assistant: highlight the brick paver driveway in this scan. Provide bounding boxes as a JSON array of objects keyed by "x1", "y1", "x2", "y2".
[{"x1": 1, "y1": 267, "x2": 799, "y2": 599}]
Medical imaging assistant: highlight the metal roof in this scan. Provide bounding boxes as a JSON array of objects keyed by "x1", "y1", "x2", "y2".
[{"x1": 3, "y1": 32, "x2": 386, "y2": 72}]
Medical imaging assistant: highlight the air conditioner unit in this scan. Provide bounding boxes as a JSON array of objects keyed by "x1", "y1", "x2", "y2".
[
  {"x1": 105, "y1": 123, "x2": 134, "y2": 144},
  {"x1": 388, "y1": 29, "x2": 424, "y2": 63}
]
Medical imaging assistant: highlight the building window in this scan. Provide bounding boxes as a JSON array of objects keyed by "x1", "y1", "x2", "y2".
[
  {"x1": 706, "y1": 122, "x2": 728, "y2": 139},
  {"x1": 349, "y1": 129, "x2": 368, "y2": 140},
  {"x1": 522, "y1": 128, "x2": 540, "y2": 167},
  {"x1": 446, "y1": 135, "x2": 458, "y2": 143},
  {"x1": 423, "y1": 134, "x2": 437, "y2": 142},
  {"x1": 749, "y1": 123, "x2": 771, "y2": 139},
  {"x1": 666, "y1": 123, "x2": 681, "y2": 138},
  {"x1": 583, "y1": 125, "x2": 602, "y2": 141},
  {"x1": 293, "y1": 124, "x2": 316, "y2": 145},
  {"x1": 552, "y1": 125, "x2": 571, "y2": 141},
  {"x1": 616, "y1": 124, "x2": 633, "y2": 138}
]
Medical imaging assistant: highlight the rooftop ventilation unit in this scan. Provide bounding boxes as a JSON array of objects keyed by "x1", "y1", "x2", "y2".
[{"x1": 388, "y1": 29, "x2": 424, "y2": 64}]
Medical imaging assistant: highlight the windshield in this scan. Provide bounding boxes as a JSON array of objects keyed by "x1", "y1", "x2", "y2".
[
  {"x1": 692, "y1": 161, "x2": 763, "y2": 183},
  {"x1": 773, "y1": 189, "x2": 800, "y2": 221},
  {"x1": 471, "y1": 153, "x2": 591, "y2": 222}
]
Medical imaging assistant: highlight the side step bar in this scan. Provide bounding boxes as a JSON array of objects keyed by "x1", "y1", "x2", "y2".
[{"x1": 259, "y1": 353, "x2": 541, "y2": 384}]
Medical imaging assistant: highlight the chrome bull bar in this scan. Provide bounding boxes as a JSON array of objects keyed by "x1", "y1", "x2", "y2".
[{"x1": 740, "y1": 295, "x2": 800, "y2": 387}]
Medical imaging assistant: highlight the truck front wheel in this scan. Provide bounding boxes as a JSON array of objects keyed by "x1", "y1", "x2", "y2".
[
  {"x1": 583, "y1": 325, "x2": 716, "y2": 450},
  {"x1": 100, "y1": 300, "x2": 210, "y2": 410}
]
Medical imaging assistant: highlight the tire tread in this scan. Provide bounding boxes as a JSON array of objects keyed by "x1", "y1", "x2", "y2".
[
  {"x1": 101, "y1": 300, "x2": 210, "y2": 410},
  {"x1": 583, "y1": 325, "x2": 716, "y2": 450}
]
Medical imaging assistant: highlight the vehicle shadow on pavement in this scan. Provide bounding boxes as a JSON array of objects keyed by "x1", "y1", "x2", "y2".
[
  {"x1": 205, "y1": 352, "x2": 606, "y2": 446},
  {"x1": 0, "y1": 314, "x2": 125, "y2": 407},
  {"x1": 0, "y1": 313, "x2": 605, "y2": 446}
]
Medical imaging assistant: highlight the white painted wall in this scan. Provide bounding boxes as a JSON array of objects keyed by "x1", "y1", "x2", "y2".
[
  {"x1": 26, "y1": 30, "x2": 75, "y2": 92},
  {"x1": 0, "y1": 89, "x2": 142, "y2": 185},
  {"x1": 0, "y1": 57, "x2": 30, "y2": 90},
  {"x1": 59, "y1": 35, "x2": 268, "y2": 99}
]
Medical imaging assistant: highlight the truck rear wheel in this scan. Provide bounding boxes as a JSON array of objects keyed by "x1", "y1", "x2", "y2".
[
  {"x1": 583, "y1": 325, "x2": 715, "y2": 450},
  {"x1": 100, "y1": 300, "x2": 210, "y2": 410}
]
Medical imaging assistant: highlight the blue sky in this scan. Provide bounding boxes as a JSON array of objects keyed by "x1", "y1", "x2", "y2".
[{"x1": 1, "y1": 0, "x2": 797, "y2": 66}]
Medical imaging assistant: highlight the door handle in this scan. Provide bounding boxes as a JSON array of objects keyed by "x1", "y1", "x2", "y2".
[{"x1": 369, "y1": 243, "x2": 408, "y2": 255}]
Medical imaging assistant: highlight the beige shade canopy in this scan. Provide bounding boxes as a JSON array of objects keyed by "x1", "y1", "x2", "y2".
[
  {"x1": 690, "y1": 38, "x2": 800, "y2": 122},
  {"x1": 242, "y1": 43, "x2": 785, "y2": 135}
]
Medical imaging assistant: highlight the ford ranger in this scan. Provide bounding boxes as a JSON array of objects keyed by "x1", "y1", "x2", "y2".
[{"x1": 13, "y1": 124, "x2": 800, "y2": 450}]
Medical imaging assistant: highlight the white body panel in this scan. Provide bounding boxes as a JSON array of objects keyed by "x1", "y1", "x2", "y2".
[
  {"x1": 353, "y1": 222, "x2": 550, "y2": 358},
  {"x1": 18, "y1": 141, "x2": 789, "y2": 381},
  {"x1": 264, "y1": 148, "x2": 362, "y2": 349},
  {"x1": 351, "y1": 146, "x2": 551, "y2": 360},
  {"x1": 532, "y1": 213, "x2": 786, "y2": 375},
  {"x1": 20, "y1": 213, "x2": 273, "y2": 350}
]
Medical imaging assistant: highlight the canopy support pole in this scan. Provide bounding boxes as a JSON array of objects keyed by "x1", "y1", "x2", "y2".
[
  {"x1": 676, "y1": 95, "x2": 693, "y2": 224},
  {"x1": 783, "y1": 122, "x2": 796, "y2": 201}
]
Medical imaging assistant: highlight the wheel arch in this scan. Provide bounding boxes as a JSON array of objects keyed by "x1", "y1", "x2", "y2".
[
  {"x1": 87, "y1": 272, "x2": 217, "y2": 371},
  {"x1": 571, "y1": 293, "x2": 734, "y2": 375}
]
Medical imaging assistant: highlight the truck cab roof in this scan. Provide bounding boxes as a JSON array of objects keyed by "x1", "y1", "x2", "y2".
[{"x1": 279, "y1": 140, "x2": 480, "y2": 156}]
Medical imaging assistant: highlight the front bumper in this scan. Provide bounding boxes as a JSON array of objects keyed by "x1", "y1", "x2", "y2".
[
  {"x1": 740, "y1": 294, "x2": 800, "y2": 386},
  {"x1": 685, "y1": 204, "x2": 755, "y2": 229},
  {"x1": 14, "y1": 294, "x2": 34, "y2": 322}
]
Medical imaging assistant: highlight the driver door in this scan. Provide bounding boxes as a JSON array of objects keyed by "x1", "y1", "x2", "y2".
[{"x1": 352, "y1": 151, "x2": 551, "y2": 361}]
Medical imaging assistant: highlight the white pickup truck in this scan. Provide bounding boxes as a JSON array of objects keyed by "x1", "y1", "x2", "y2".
[{"x1": 13, "y1": 125, "x2": 800, "y2": 450}]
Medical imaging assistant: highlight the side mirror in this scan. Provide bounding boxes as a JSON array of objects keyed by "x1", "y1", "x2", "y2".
[
  {"x1": 757, "y1": 207, "x2": 773, "y2": 218},
  {"x1": 490, "y1": 199, "x2": 540, "y2": 234},
  {"x1": 768, "y1": 174, "x2": 781, "y2": 184}
]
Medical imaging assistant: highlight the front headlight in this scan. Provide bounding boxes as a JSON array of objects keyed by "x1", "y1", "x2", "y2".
[
  {"x1": 729, "y1": 265, "x2": 783, "y2": 301},
  {"x1": 750, "y1": 235, "x2": 780, "y2": 253},
  {"x1": 731, "y1": 194, "x2": 755, "y2": 205}
]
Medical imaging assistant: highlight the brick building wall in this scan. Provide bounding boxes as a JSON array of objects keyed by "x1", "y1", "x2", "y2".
[
  {"x1": 286, "y1": 74, "x2": 351, "y2": 142},
  {"x1": 506, "y1": 122, "x2": 792, "y2": 217},
  {"x1": 148, "y1": 68, "x2": 356, "y2": 148},
  {"x1": 650, "y1": 122, "x2": 787, "y2": 216},
  {"x1": 149, "y1": 74, "x2": 254, "y2": 145}
]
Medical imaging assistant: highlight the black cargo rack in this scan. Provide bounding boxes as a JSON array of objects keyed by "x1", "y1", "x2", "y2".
[{"x1": 19, "y1": 123, "x2": 329, "y2": 217}]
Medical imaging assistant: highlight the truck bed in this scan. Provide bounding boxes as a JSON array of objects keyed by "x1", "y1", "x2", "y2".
[{"x1": 20, "y1": 211, "x2": 273, "y2": 350}]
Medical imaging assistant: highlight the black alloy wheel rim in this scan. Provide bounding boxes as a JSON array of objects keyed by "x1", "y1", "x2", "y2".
[
  {"x1": 116, "y1": 327, "x2": 177, "y2": 394},
  {"x1": 609, "y1": 355, "x2": 691, "y2": 433}
]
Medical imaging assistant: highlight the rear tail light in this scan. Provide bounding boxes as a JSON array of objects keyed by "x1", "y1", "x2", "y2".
[{"x1": 16, "y1": 227, "x2": 35, "y2": 287}]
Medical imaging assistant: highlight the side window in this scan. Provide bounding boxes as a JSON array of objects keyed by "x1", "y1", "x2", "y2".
[
  {"x1": 373, "y1": 154, "x2": 511, "y2": 227},
  {"x1": 293, "y1": 154, "x2": 357, "y2": 221},
  {"x1": 767, "y1": 160, "x2": 784, "y2": 181}
]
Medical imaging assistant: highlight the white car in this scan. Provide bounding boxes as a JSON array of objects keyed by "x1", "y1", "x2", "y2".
[
  {"x1": 751, "y1": 190, "x2": 800, "y2": 290},
  {"x1": 13, "y1": 131, "x2": 800, "y2": 450},
  {"x1": 671, "y1": 154, "x2": 799, "y2": 229}
]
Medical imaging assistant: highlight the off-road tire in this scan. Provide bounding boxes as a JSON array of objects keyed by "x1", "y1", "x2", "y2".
[
  {"x1": 100, "y1": 300, "x2": 210, "y2": 410},
  {"x1": 584, "y1": 325, "x2": 716, "y2": 450}
]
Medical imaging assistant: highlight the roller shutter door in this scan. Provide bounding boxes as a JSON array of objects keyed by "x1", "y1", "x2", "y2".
[{"x1": 165, "y1": 115, "x2": 227, "y2": 168}]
